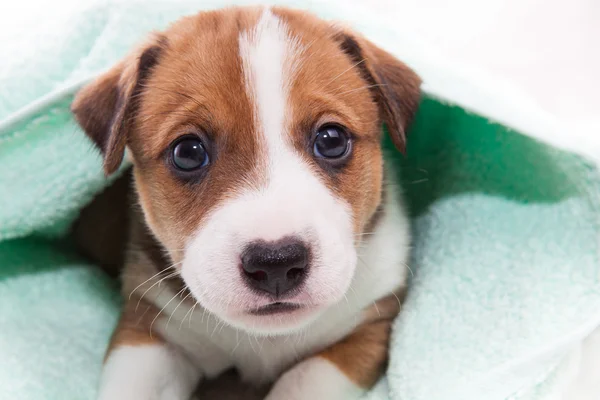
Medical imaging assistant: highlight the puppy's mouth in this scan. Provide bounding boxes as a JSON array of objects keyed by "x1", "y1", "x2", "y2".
[{"x1": 248, "y1": 302, "x2": 302, "y2": 316}]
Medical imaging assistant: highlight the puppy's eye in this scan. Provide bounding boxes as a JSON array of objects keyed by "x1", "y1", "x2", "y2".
[
  {"x1": 313, "y1": 125, "x2": 350, "y2": 159},
  {"x1": 171, "y1": 138, "x2": 209, "y2": 171}
]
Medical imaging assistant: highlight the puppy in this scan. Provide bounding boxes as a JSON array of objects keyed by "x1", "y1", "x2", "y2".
[{"x1": 72, "y1": 5, "x2": 420, "y2": 400}]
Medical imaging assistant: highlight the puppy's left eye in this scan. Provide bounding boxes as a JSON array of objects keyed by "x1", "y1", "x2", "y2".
[
  {"x1": 313, "y1": 125, "x2": 350, "y2": 159},
  {"x1": 171, "y1": 137, "x2": 209, "y2": 171}
]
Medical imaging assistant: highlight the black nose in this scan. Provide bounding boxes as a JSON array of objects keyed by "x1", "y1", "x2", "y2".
[{"x1": 241, "y1": 238, "x2": 309, "y2": 297}]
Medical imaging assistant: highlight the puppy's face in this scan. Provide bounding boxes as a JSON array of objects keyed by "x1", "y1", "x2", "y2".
[{"x1": 73, "y1": 7, "x2": 420, "y2": 335}]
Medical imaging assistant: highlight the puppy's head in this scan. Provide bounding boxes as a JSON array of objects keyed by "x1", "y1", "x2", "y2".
[{"x1": 73, "y1": 6, "x2": 420, "y2": 335}]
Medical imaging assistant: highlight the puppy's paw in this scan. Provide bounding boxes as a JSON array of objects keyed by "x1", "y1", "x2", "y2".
[
  {"x1": 265, "y1": 357, "x2": 365, "y2": 400},
  {"x1": 98, "y1": 345, "x2": 200, "y2": 400}
]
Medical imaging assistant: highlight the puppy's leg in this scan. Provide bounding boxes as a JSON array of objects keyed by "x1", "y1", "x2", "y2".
[
  {"x1": 265, "y1": 294, "x2": 401, "y2": 400},
  {"x1": 98, "y1": 300, "x2": 201, "y2": 400}
]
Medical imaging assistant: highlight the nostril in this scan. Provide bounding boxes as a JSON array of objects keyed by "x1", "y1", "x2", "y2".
[
  {"x1": 245, "y1": 269, "x2": 268, "y2": 282},
  {"x1": 286, "y1": 267, "x2": 305, "y2": 281},
  {"x1": 244, "y1": 270, "x2": 267, "y2": 281}
]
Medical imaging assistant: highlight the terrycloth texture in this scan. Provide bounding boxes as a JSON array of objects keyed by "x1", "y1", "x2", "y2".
[
  {"x1": 0, "y1": 1, "x2": 599, "y2": 399},
  {"x1": 0, "y1": 239, "x2": 119, "y2": 399},
  {"x1": 391, "y1": 99, "x2": 600, "y2": 400}
]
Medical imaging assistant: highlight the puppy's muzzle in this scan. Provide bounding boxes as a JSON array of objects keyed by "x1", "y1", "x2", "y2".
[{"x1": 241, "y1": 238, "x2": 309, "y2": 297}]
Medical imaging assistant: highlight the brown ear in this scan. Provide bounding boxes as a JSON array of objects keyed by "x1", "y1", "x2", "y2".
[
  {"x1": 334, "y1": 32, "x2": 422, "y2": 153},
  {"x1": 71, "y1": 37, "x2": 165, "y2": 175}
]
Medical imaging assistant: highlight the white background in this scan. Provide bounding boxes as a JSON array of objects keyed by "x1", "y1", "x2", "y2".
[
  {"x1": 1, "y1": 0, "x2": 598, "y2": 125},
  {"x1": 364, "y1": 0, "x2": 600, "y2": 123}
]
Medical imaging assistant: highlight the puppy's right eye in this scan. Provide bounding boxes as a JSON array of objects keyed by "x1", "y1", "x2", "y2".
[
  {"x1": 313, "y1": 125, "x2": 350, "y2": 159},
  {"x1": 171, "y1": 137, "x2": 209, "y2": 171}
]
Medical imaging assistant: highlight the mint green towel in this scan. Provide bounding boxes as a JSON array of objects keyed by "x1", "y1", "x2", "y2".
[{"x1": 1, "y1": 1, "x2": 599, "y2": 400}]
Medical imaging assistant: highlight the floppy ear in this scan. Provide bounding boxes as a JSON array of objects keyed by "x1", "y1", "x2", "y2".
[
  {"x1": 334, "y1": 32, "x2": 422, "y2": 153},
  {"x1": 71, "y1": 36, "x2": 165, "y2": 175}
]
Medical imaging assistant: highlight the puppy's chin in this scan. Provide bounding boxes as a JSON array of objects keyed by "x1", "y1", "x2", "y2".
[
  {"x1": 217, "y1": 304, "x2": 326, "y2": 336},
  {"x1": 185, "y1": 281, "x2": 346, "y2": 336}
]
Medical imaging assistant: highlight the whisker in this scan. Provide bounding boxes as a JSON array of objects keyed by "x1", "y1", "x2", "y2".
[
  {"x1": 391, "y1": 291, "x2": 403, "y2": 309},
  {"x1": 135, "y1": 304, "x2": 152, "y2": 327},
  {"x1": 247, "y1": 335, "x2": 256, "y2": 355},
  {"x1": 290, "y1": 37, "x2": 318, "y2": 77},
  {"x1": 179, "y1": 300, "x2": 196, "y2": 331},
  {"x1": 149, "y1": 286, "x2": 188, "y2": 339},
  {"x1": 357, "y1": 252, "x2": 415, "y2": 280},
  {"x1": 402, "y1": 262, "x2": 415, "y2": 278},
  {"x1": 128, "y1": 263, "x2": 181, "y2": 300},
  {"x1": 190, "y1": 303, "x2": 197, "y2": 329},
  {"x1": 325, "y1": 58, "x2": 366, "y2": 88},
  {"x1": 211, "y1": 318, "x2": 224, "y2": 339},
  {"x1": 335, "y1": 83, "x2": 388, "y2": 97},
  {"x1": 135, "y1": 270, "x2": 180, "y2": 312},
  {"x1": 201, "y1": 304, "x2": 209, "y2": 327},
  {"x1": 373, "y1": 300, "x2": 381, "y2": 317},
  {"x1": 231, "y1": 329, "x2": 242, "y2": 355},
  {"x1": 166, "y1": 290, "x2": 193, "y2": 332}
]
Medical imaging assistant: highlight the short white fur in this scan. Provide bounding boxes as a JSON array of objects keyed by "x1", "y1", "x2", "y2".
[
  {"x1": 98, "y1": 345, "x2": 199, "y2": 400},
  {"x1": 265, "y1": 357, "x2": 366, "y2": 400}
]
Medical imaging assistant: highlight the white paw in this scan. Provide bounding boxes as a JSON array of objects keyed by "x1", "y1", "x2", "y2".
[
  {"x1": 265, "y1": 358, "x2": 365, "y2": 400},
  {"x1": 98, "y1": 345, "x2": 200, "y2": 400}
]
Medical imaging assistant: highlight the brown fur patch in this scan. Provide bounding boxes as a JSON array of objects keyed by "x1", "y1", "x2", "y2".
[
  {"x1": 105, "y1": 298, "x2": 164, "y2": 361},
  {"x1": 128, "y1": 8, "x2": 268, "y2": 254},
  {"x1": 318, "y1": 293, "x2": 403, "y2": 388}
]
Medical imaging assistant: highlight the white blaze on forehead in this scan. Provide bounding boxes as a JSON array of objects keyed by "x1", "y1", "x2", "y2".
[
  {"x1": 239, "y1": 7, "x2": 301, "y2": 166},
  {"x1": 234, "y1": 8, "x2": 355, "y2": 245}
]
